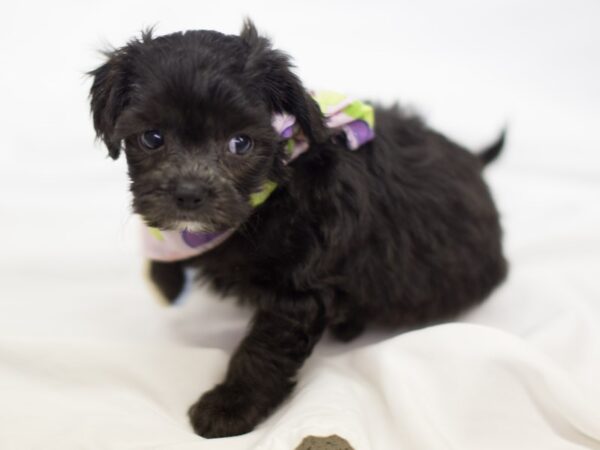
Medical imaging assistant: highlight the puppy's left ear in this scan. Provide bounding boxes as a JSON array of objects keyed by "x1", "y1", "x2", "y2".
[{"x1": 240, "y1": 20, "x2": 328, "y2": 144}]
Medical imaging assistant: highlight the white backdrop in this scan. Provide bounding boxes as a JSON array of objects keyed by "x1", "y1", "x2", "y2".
[{"x1": 1, "y1": 1, "x2": 599, "y2": 449}]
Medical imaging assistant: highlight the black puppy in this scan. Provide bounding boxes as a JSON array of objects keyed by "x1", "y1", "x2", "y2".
[{"x1": 89, "y1": 21, "x2": 507, "y2": 438}]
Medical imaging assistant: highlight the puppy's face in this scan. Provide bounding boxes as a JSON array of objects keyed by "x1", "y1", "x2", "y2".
[
  {"x1": 89, "y1": 22, "x2": 325, "y2": 232},
  {"x1": 112, "y1": 57, "x2": 279, "y2": 233}
]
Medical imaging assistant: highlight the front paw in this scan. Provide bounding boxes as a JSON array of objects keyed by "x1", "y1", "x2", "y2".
[
  {"x1": 188, "y1": 383, "x2": 264, "y2": 438},
  {"x1": 149, "y1": 260, "x2": 185, "y2": 304}
]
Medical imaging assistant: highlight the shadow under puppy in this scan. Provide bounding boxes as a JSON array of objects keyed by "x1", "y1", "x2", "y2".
[{"x1": 89, "y1": 20, "x2": 507, "y2": 438}]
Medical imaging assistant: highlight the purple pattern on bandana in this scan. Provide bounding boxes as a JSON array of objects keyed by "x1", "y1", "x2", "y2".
[
  {"x1": 181, "y1": 230, "x2": 225, "y2": 248},
  {"x1": 280, "y1": 126, "x2": 294, "y2": 138},
  {"x1": 346, "y1": 120, "x2": 375, "y2": 148}
]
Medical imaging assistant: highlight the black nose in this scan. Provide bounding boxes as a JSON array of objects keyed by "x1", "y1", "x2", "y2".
[{"x1": 173, "y1": 180, "x2": 206, "y2": 210}]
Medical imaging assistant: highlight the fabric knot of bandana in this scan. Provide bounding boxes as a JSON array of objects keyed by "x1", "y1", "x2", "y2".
[
  {"x1": 142, "y1": 91, "x2": 375, "y2": 262},
  {"x1": 272, "y1": 90, "x2": 375, "y2": 161}
]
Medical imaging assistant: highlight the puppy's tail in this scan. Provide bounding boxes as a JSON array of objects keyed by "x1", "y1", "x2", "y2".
[{"x1": 478, "y1": 129, "x2": 506, "y2": 166}]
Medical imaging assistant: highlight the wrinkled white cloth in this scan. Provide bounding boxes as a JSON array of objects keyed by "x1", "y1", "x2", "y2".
[
  {"x1": 1, "y1": 320, "x2": 599, "y2": 450},
  {"x1": 1, "y1": 0, "x2": 600, "y2": 449}
]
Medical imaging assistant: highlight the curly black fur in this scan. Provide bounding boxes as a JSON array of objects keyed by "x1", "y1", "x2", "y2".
[{"x1": 89, "y1": 20, "x2": 507, "y2": 438}]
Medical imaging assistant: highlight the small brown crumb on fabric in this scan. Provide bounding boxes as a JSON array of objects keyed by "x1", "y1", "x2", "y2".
[{"x1": 295, "y1": 435, "x2": 355, "y2": 450}]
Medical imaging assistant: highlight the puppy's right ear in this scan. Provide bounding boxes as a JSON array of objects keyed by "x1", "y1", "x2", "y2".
[
  {"x1": 240, "y1": 20, "x2": 328, "y2": 145},
  {"x1": 88, "y1": 49, "x2": 132, "y2": 159}
]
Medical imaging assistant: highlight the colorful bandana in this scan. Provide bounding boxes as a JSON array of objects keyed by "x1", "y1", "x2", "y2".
[{"x1": 141, "y1": 91, "x2": 375, "y2": 262}]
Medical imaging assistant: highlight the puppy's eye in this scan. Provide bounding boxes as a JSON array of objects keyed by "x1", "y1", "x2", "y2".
[
  {"x1": 138, "y1": 130, "x2": 164, "y2": 150},
  {"x1": 228, "y1": 135, "x2": 253, "y2": 155}
]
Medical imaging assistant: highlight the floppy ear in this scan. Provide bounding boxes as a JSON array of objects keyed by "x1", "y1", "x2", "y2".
[
  {"x1": 89, "y1": 52, "x2": 127, "y2": 159},
  {"x1": 88, "y1": 44, "x2": 139, "y2": 159},
  {"x1": 240, "y1": 20, "x2": 327, "y2": 144}
]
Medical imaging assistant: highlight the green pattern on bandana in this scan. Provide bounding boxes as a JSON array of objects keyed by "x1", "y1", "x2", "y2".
[
  {"x1": 285, "y1": 139, "x2": 295, "y2": 156},
  {"x1": 342, "y1": 100, "x2": 375, "y2": 127},
  {"x1": 313, "y1": 91, "x2": 347, "y2": 109},
  {"x1": 313, "y1": 91, "x2": 375, "y2": 127},
  {"x1": 149, "y1": 227, "x2": 164, "y2": 241},
  {"x1": 250, "y1": 180, "x2": 278, "y2": 207}
]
